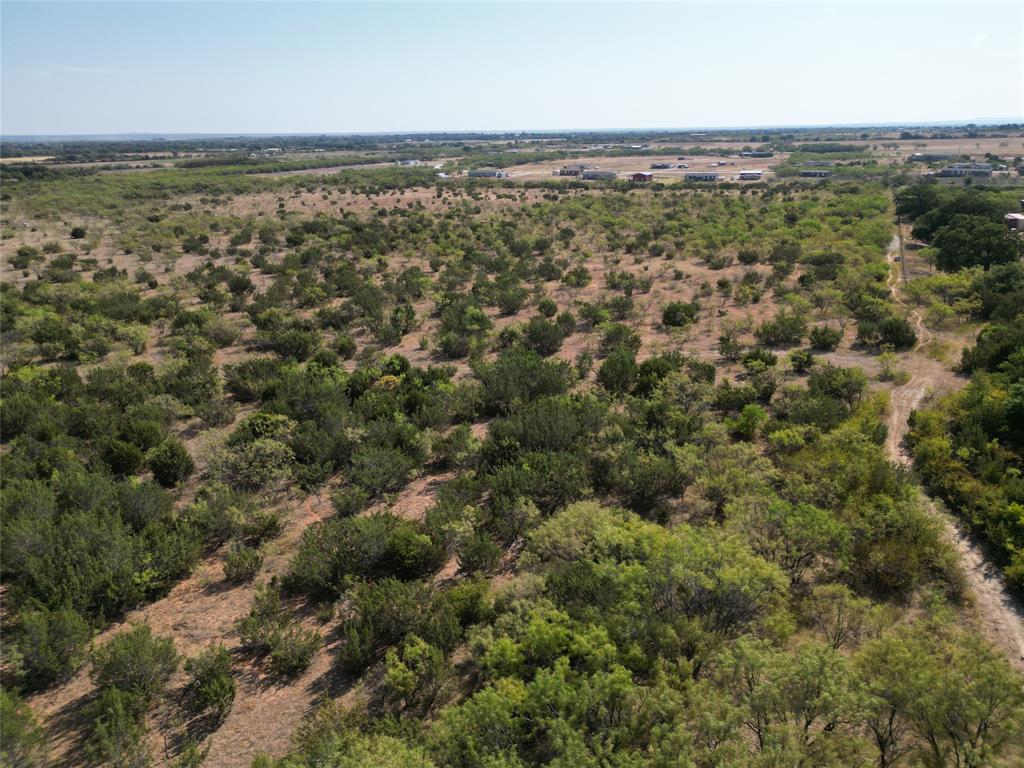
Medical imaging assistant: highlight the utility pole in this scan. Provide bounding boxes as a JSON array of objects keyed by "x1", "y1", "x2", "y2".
[{"x1": 897, "y1": 214, "x2": 907, "y2": 284}]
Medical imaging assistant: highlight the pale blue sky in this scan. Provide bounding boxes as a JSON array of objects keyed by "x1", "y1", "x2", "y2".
[{"x1": 2, "y1": 1, "x2": 1022, "y2": 135}]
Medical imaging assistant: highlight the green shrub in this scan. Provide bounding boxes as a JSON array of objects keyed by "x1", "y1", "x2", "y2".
[
  {"x1": 332, "y1": 486, "x2": 371, "y2": 517},
  {"x1": 809, "y1": 325, "x2": 843, "y2": 351},
  {"x1": 0, "y1": 688, "x2": 48, "y2": 768},
  {"x1": 789, "y1": 349, "x2": 816, "y2": 374},
  {"x1": 661, "y1": 300, "x2": 699, "y2": 327},
  {"x1": 90, "y1": 624, "x2": 178, "y2": 703},
  {"x1": 522, "y1": 317, "x2": 564, "y2": 356},
  {"x1": 382, "y1": 635, "x2": 446, "y2": 713},
  {"x1": 599, "y1": 323, "x2": 641, "y2": 355},
  {"x1": 223, "y1": 543, "x2": 263, "y2": 583},
  {"x1": 102, "y1": 438, "x2": 145, "y2": 477},
  {"x1": 235, "y1": 584, "x2": 320, "y2": 678},
  {"x1": 213, "y1": 438, "x2": 294, "y2": 490},
  {"x1": 269, "y1": 625, "x2": 321, "y2": 678},
  {"x1": 348, "y1": 446, "x2": 416, "y2": 497},
  {"x1": 537, "y1": 297, "x2": 558, "y2": 317},
  {"x1": 86, "y1": 687, "x2": 151, "y2": 768},
  {"x1": 147, "y1": 438, "x2": 195, "y2": 487},
  {"x1": 458, "y1": 533, "x2": 503, "y2": 575},
  {"x1": 14, "y1": 605, "x2": 91, "y2": 691},
  {"x1": 184, "y1": 644, "x2": 235, "y2": 720}
]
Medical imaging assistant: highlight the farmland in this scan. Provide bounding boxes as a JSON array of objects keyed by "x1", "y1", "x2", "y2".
[{"x1": 2, "y1": 128, "x2": 1024, "y2": 768}]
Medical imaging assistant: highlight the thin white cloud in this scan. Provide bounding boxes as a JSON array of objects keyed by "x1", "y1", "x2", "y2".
[{"x1": 972, "y1": 32, "x2": 989, "y2": 47}]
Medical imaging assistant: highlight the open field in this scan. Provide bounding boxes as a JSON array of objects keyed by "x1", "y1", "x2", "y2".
[{"x1": 499, "y1": 151, "x2": 787, "y2": 181}]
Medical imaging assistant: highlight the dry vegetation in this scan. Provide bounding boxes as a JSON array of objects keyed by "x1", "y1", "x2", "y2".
[{"x1": 2, "y1": 131, "x2": 1023, "y2": 768}]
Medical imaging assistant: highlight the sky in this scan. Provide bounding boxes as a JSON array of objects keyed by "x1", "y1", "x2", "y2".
[{"x1": 2, "y1": 1, "x2": 1022, "y2": 136}]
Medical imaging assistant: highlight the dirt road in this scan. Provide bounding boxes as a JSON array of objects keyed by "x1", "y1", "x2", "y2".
[{"x1": 884, "y1": 236, "x2": 1024, "y2": 672}]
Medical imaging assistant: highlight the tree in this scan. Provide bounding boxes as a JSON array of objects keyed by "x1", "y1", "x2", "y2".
[
  {"x1": 522, "y1": 317, "x2": 565, "y2": 357},
  {"x1": 383, "y1": 635, "x2": 447, "y2": 713},
  {"x1": 933, "y1": 214, "x2": 1023, "y2": 272},
  {"x1": 803, "y1": 583, "x2": 876, "y2": 651},
  {"x1": 214, "y1": 438, "x2": 293, "y2": 491},
  {"x1": 856, "y1": 622, "x2": 1024, "y2": 768},
  {"x1": 727, "y1": 403, "x2": 768, "y2": 440},
  {"x1": 147, "y1": 438, "x2": 195, "y2": 487},
  {"x1": 86, "y1": 687, "x2": 151, "y2": 768},
  {"x1": 661, "y1": 300, "x2": 699, "y2": 328},
  {"x1": 0, "y1": 688, "x2": 48, "y2": 768},
  {"x1": 474, "y1": 347, "x2": 572, "y2": 414},
  {"x1": 597, "y1": 345, "x2": 637, "y2": 395},
  {"x1": 790, "y1": 349, "x2": 815, "y2": 374},
  {"x1": 808, "y1": 363, "x2": 867, "y2": 408},
  {"x1": 809, "y1": 325, "x2": 843, "y2": 351}
]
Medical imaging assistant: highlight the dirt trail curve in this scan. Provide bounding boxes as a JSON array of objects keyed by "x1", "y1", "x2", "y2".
[{"x1": 884, "y1": 234, "x2": 1024, "y2": 672}]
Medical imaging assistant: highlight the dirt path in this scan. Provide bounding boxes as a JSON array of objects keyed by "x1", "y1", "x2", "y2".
[{"x1": 884, "y1": 235, "x2": 1024, "y2": 672}]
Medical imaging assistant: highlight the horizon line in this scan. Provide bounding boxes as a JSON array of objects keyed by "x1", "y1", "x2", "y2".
[{"x1": 4, "y1": 118, "x2": 1024, "y2": 142}]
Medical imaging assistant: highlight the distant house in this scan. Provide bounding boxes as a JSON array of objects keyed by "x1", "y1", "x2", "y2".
[
  {"x1": 581, "y1": 170, "x2": 617, "y2": 180},
  {"x1": 650, "y1": 162, "x2": 672, "y2": 169},
  {"x1": 1005, "y1": 213, "x2": 1024, "y2": 231},
  {"x1": 556, "y1": 163, "x2": 590, "y2": 176},
  {"x1": 397, "y1": 159, "x2": 421, "y2": 167},
  {"x1": 468, "y1": 168, "x2": 508, "y2": 178},
  {"x1": 631, "y1": 172, "x2": 654, "y2": 182},
  {"x1": 937, "y1": 163, "x2": 992, "y2": 178},
  {"x1": 741, "y1": 150, "x2": 774, "y2": 158},
  {"x1": 738, "y1": 170, "x2": 763, "y2": 181},
  {"x1": 800, "y1": 169, "x2": 832, "y2": 178},
  {"x1": 436, "y1": 172, "x2": 449, "y2": 179},
  {"x1": 684, "y1": 172, "x2": 719, "y2": 182}
]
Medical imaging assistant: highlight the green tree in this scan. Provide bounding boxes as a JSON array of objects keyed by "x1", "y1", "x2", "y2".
[
  {"x1": 856, "y1": 622, "x2": 1024, "y2": 768},
  {"x1": 522, "y1": 317, "x2": 565, "y2": 357},
  {"x1": 0, "y1": 688, "x2": 48, "y2": 768},
  {"x1": 933, "y1": 214, "x2": 1023, "y2": 272},
  {"x1": 597, "y1": 345, "x2": 637, "y2": 395}
]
